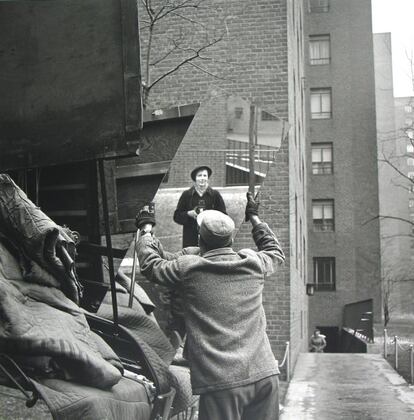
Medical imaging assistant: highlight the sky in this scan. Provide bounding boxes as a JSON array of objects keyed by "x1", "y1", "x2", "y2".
[{"x1": 371, "y1": 0, "x2": 414, "y2": 97}]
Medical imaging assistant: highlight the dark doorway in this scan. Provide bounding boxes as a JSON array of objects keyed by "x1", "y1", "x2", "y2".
[{"x1": 317, "y1": 326, "x2": 340, "y2": 353}]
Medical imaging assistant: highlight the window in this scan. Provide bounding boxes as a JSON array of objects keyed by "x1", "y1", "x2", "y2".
[
  {"x1": 407, "y1": 144, "x2": 414, "y2": 153},
  {"x1": 312, "y1": 199, "x2": 334, "y2": 231},
  {"x1": 235, "y1": 107, "x2": 243, "y2": 119},
  {"x1": 408, "y1": 130, "x2": 414, "y2": 140},
  {"x1": 309, "y1": 0, "x2": 329, "y2": 13},
  {"x1": 312, "y1": 143, "x2": 333, "y2": 174},
  {"x1": 409, "y1": 198, "x2": 414, "y2": 208},
  {"x1": 409, "y1": 172, "x2": 414, "y2": 192},
  {"x1": 310, "y1": 88, "x2": 332, "y2": 119},
  {"x1": 313, "y1": 257, "x2": 335, "y2": 291},
  {"x1": 405, "y1": 105, "x2": 413, "y2": 113},
  {"x1": 309, "y1": 35, "x2": 330, "y2": 65}
]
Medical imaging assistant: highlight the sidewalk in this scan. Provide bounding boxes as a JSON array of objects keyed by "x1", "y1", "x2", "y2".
[{"x1": 281, "y1": 353, "x2": 414, "y2": 419}]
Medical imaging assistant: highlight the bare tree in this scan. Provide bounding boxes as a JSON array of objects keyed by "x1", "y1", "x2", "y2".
[
  {"x1": 369, "y1": 50, "x2": 414, "y2": 325},
  {"x1": 382, "y1": 265, "x2": 398, "y2": 327},
  {"x1": 139, "y1": 0, "x2": 234, "y2": 107}
]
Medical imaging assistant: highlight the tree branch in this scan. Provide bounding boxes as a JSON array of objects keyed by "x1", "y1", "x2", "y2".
[
  {"x1": 362, "y1": 214, "x2": 414, "y2": 226},
  {"x1": 379, "y1": 151, "x2": 413, "y2": 183},
  {"x1": 155, "y1": 0, "x2": 203, "y2": 22},
  {"x1": 188, "y1": 61, "x2": 235, "y2": 82},
  {"x1": 147, "y1": 36, "x2": 224, "y2": 90}
]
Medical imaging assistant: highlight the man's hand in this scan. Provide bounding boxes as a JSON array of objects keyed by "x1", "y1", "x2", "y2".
[
  {"x1": 245, "y1": 192, "x2": 259, "y2": 222},
  {"x1": 135, "y1": 206, "x2": 156, "y2": 230}
]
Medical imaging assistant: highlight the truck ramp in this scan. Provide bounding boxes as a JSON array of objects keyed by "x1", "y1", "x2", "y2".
[{"x1": 281, "y1": 353, "x2": 414, "y2": 419}]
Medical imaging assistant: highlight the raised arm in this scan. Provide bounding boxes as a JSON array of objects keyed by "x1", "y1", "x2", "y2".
[
  {"x1": 136, "y1": 233, "x2": 182, "y2": 288},
  {"x1": 135, "y1": 207, "x2": 183, "y2": 288},
  {"x1": 245, "y1": 193, "x2": 285, "y2": 274}
]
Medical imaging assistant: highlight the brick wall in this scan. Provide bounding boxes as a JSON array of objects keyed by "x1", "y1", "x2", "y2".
[
  {"x1": 306, "y1": 0, "x2": 382, "y2": 333},
  {"x1": 135, "y1": 0, "x2": 310, "y2": 368},
  {"x1": 139, "y1": 0, "x2": 288, "y2": 116},
  {"x1": 233, "y1": 137, "x2": 291, "y2": 362},
  {"x1": 162, "y1": 90, "x2": 228, "y2": 188},
  {"x1": 134, "y1": 0, "x2": 310, "y2": 366}
]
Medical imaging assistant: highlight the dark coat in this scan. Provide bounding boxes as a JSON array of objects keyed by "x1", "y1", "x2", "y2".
[
  {"x1": 173, "y1": 186, "x2": 226, "y2": 247},
  {"x1": 137, "y1": 222, "x2": 285, "y2": 394}
]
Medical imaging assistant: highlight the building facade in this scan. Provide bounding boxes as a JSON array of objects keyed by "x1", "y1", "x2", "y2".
[
  {"x1": 392, "y1": 96, "x2": 414, "y2": 315},
  {"x1": 374, "y1": 33, "x2": 412, "y2": 320},
  {"x1": 107, "y1": 0, "x2": 383, "y2": 364},
  {"x1": 131, "y1": 0, "x2": 309, "y2": 370},
  {"x1": 305, "y1": 0, "x2": 381, "y2": 347}
]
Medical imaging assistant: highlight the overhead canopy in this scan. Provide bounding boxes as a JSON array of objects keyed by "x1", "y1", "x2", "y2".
[{"x1": 0, "y1": 0, "x2": 142, "y2": 171}]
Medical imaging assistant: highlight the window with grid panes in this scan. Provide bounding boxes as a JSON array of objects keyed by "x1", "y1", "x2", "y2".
[
  {"x1": 313, "y1": 257, "x2": 335, "y2": 291},
  {"x1": 312, "y1": 143, "x2": 332, "y2": 174},
  {"x1": 309, "y1": 35, "x2": 330, "y2": 65},
  {"x1": 309, "y1": 0, "x2": 329, "y2": 13},
  {"x1": 312, "y1": 199, "x2": 334, "y2": 231},
  {"x1": 311, "y1": 88, "x2": 332, "y2": 119}
]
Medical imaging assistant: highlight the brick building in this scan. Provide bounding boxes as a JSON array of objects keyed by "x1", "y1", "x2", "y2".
[
  {"x1": 109, "y1": 0, "x2": 382, "y2": 367},
  {"x1": 392, "y1": 96, "x2": 414, "y2": 315},
  {"x1": 128, "y1": 0, "x2": 309, "y2": 371},
  {"x1": 305, "y1": 0, "x2": 381, "y2": 348},
  {"x1": 374, "y1": 33, "x2": 411, "y2": 319}
]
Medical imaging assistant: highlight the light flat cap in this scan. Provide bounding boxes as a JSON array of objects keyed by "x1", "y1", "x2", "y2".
[{"x1": 197, "y1": 210, "x2": 235, "y2": 248}]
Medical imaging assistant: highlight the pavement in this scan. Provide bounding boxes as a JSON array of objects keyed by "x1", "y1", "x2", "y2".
[
  {"x1": 281, "y1": 353, "x2": 414, "y2": 420},
  {"x1": 3, "y1": 353, "x2": 414, "y2": 419}
]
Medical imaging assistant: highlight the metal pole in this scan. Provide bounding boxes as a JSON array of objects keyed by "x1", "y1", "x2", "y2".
[
  {"x1": 128, "y1": 229, "x2": 140, "y2": 308},
  {"x1": 384, "y1": 329, "x2": 387, "y2": 358},
  {"x1": 286, "y1": 341, "x2": 290, "y2": 382},
  {"x1": 410, "y1": 345, "x2": 414, "y2": 385},
  {"x1": 248, "y1": 104, "x2": 257, "y2": 194},
  {"x1": 98, "y1": 159, "x2": 118, "y2": 329},
  {"x1": 394, "y1": 336, "x2": 398, "y2": 370}
]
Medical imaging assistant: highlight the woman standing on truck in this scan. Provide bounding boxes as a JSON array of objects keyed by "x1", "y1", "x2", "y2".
[{"x1": 173, "y1": 165, "x2": 226, "y2": 248}]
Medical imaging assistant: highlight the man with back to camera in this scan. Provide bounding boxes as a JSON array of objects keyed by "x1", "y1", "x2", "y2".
[{"x1": 136, "y1": 192, "x2": 285, "y2": 420}]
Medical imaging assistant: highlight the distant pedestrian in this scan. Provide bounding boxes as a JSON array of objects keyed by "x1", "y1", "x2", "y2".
[{"x1": 309, "y1": 329, "x2": 327, "y2": 353}]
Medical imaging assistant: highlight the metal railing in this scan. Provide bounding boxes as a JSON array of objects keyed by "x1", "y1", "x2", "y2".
[
  {"x1": 279, "y1": 341, "x2": 291, "y2": 382},
  {"x1": 343, "y1": 299, "x2": 374, "y2": 343},
  {"x1": 225, "y1": 140, "x2": 278, "y2": 186},
  {"x1": 383, "y1": 330, "x2": 414, "y2": 385}
]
